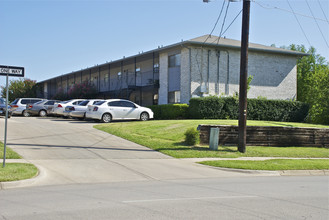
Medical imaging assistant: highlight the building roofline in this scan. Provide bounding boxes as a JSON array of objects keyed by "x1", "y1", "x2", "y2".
[
  {"x1": 37, "y1": 35, "x2": 308, "y2": 84},
  {"x1": 183, "y1": 41, "x2": 308, "y2": 56}
]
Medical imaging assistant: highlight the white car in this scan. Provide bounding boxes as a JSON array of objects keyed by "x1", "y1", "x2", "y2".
[
  {"x1": 10, "y1": 98, "x2": 44, "y2": 116},
  {"x1": 65, "y1": 99, "x2": 103, "y2": 119},
  {"x1": 85, "y1": 99, "x2": 154, "y2": 123},
  {"x1": 53, "y1": 99, "x2": 85, "y2": 116}
]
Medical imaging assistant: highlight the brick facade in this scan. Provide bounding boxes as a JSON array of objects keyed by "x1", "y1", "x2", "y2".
[{"x1": 38, "y1": 35, "x2": 305, "y2": 105}]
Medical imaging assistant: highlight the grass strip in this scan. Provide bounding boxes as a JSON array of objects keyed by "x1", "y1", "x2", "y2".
[
  {"x1": 199, "y1": 159, "x2": 329, "y2": 170},
  {"x1": 95, "y1": 120, "x2": 329, "y2": 158},
  {"x1": 0, "y1": 163, "x2": 38, "y2": 182},
  {"x1": 0, "y1": 142, "x2": 21, "y2": 159}
]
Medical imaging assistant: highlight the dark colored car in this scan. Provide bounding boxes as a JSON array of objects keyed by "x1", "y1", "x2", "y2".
[
  {"x1": 26, "y1": 99, "x2": 60, "y2": 117},
  {"x1": 0, "y1": 98, "x2": 12, "y2": 118}
]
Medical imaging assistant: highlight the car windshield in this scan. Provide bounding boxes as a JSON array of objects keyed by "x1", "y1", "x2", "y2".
[
  {"x1": 0, "y1": 98, "x2": 5, "y2": 105},
  {"x1": 79, "y1": 100, "x2": 89, "y2": 106},
  {"x1": 34, "y1": 100, "x2": 44, "y2": 105},
  {"x1": 95, "y1": 101, "x2": 105, "y2": 106},
  {"x1": 11, "y1": 99, "x2": 18, "y2": 105}
]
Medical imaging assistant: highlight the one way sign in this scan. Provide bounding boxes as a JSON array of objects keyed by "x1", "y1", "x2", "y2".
[{"x1": 0, "y1": 65, "x2": 25, "y2": 77}]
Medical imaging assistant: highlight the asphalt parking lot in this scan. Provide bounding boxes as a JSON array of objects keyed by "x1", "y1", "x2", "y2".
[{"x1": 0, "y1": 117, "x2": 276, "y2": 187}]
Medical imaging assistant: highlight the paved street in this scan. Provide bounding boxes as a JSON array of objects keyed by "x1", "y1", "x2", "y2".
[
  {"x1": 0, "y1": 117, "x2": 328, "y2": 219},
  {"x1": 0, "y1": 176, "x2": 328, "y2": 219}
]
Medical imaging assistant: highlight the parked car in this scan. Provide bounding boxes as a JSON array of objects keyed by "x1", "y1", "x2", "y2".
[
  {"x1": 63, "y1": 99, "x2": 103, "y2": 119},
  {"x1": 53, "y1": 99, "x2": 85, "y2": 116},
  {"x1": 85, "y1": 99, "x2": 154, "y2": 123},
  {"x1": 0, "y1": 98, "x2": 12, "y2": 118},
  {"x1": 10, "y1": 98, "x2": 44, "y2": 116},
  {"x1": 26, "y1": 99, "x2": 60, "y2": 117}
]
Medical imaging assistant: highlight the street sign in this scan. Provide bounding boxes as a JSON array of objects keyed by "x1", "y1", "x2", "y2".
[
  {"x1": 0, "y1": 65, "x2": 24, "y2": 77},
  {"x1": 1, "y1": 64, "x2": 25, "y2": 168}
]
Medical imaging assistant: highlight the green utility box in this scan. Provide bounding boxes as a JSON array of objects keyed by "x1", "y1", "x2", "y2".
[{"x1": 209, "y1": 127, "x2": 219, "y2": 150}]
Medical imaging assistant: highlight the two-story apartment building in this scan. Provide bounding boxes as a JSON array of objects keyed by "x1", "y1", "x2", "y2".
[{"x1": 37, "y1": 35, "x2": 306, "y2": 106}]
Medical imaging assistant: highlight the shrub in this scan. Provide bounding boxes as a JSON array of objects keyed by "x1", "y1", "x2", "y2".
[
  {"x1": 221, "y1": 97, "x2": 239, "y2": 119},
  {"x1": 247, "y1": 99, "x2": 309, "y2": 122},
  {"x1": 188, "y1": 96, "x2": 225, "y2": 119},
  {"x1": 188, "y1": 96, "x2": 309, "y2": 122},
  {"x1": 68, "y1": 81, "x2": 98, "y2": 99},
  {"x1": 148, "y1": 105, "x2": 162, "y2": 119},
  {"x1": 148, "y1": 104, "x2": 189, "y2": 120},
  {"x1": 184, "y1": 128, "x2": 200, "y2": 146},
  {"x1": 52, "y1": 88, "x2": 68, "y2": 100}
]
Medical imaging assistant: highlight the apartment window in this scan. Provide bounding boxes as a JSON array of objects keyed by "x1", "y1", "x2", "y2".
[
  {"x1": 153, "y1": 63, "x2": 159, "y2": 73},
  {"x1": 104, "y1": 74, "x2": 109, "y2": 88},
  {"x1": 136, "y1": 66, "x2": 141, "y2": 86},
  {"x1": 153, "y1": 94, "x2": 158, "y2": 105},
  {"x1": 168, "y1": 91, "x2": 180, "y2": 104},
  {"x1": 168, "y1": 54, "x2": 181, "y2": 67}
]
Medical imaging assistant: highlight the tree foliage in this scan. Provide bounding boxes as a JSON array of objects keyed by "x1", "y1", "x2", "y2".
[
  {"x1": 52, "y1": 81, "x2": 98, "y2": 100},
  {"x1": 288, "y1": 45, "x2": 329, "y2": 125},
  {"x1": 0, "y1": 78, "x2": 37, "y2": 102}
]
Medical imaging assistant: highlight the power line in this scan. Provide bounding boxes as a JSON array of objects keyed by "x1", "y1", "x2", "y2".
[
  {"x1": 203, "y1": 0, "x2": 227, "y2": 44},
  {"x1": 286, "y1": 0, "x2": 312, "y2": 46},
  {"x1": 219, "y1": 0, "x2": 231, "y2": 37},
  {"x1": 195, "y1": 1, "x2": 242, "y2": 86},
  {"x1": 216, "y1": 0, "x2": 231, "y2": 44},
  {"x1": 254, "y1": 0, "x2": 329, "y2": 23},
  {"x1": 317, "y1": 0, "x2": 329, "y2": 23},
  {"x1": 196, "y1": 0, "x2": 227, "y2": 83},
  {"x1": 221, "y1": 9, "x2": 242, "y2": 37},
  {"x1": 306, "y1": 0, "x2": 329, "y2": 48}
]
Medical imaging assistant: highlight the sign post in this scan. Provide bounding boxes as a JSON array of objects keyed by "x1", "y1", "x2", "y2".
[{"x1": 0, "y1": 65, "x2": 24, "y2": 168}]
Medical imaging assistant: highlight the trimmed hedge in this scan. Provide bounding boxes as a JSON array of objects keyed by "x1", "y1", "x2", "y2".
[
  {"x1": 188, "y1": 97, "x2": 309, "y2": 122},
  {"x1": 189, "y1": 96, "x2": 225, "y2": 119},
  {"x1": 148, "y1": 104, "x2": 189, "y2": 120},
  {"x1": 149, "y1": 97, "x2": 309, "y2": 122}
]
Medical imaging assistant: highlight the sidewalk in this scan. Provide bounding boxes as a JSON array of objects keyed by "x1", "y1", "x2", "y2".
[{"x1": 1, "y1": 157, "x2": 328, "y2": 190}]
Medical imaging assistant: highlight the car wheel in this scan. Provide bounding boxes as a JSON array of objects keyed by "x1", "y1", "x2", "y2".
[
  {"x1": 39, "y1": 110, "x2": 47, "y2": 117},
  {"x1": 140, "y1": 112, "x2": 149, "y2": 121},
  {"x1": 101, "y1": 113, "x2": 112, "y2": 123},
  {"x1": 23, "y1": 110, "x2": 30, "y2": 117}
]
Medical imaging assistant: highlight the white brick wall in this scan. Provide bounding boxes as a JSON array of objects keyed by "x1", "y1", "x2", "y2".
[
  {"x1": 159, "y1": 52, "x2": 168, "y2": 104},
  {"x1": 180, "y1": 48, "x2": 190, "y2": 103},
  {"x1": 180, "y1": 46, "x2": 298, "y2": 103}
]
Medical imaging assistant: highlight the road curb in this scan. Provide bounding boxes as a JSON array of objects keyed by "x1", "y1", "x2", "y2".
[
  {"x1": 279, "y1": 170, "x2": 329, "y2": 176},
  {"x1": 200, "y1": 164, "x2": 329, "y2": 176},
  {"x1": 0, "y1": 163, "x2": 46, "y2": 190}
]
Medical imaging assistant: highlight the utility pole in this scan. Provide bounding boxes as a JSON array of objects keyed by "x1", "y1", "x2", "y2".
[{"x1": 238, "y1": 0, "x2": 251, "y2": 153}]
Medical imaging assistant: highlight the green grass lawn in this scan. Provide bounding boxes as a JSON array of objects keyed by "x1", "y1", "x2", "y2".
[
  {"x1": 95, "y1": 120, "x2": 329, "y2": 158},
  {"x1": 0, "y1": 142, "x2": 21, "y2": 159},
  {"x1": 0, "y1": 163, "x2": 38, "y2": 182},
  {"x1": 0, "y1": 142, "x2": 37, "y2": 182},
  {"x1": 200, "y1": 159, "x2": 329, "y2": 170}
]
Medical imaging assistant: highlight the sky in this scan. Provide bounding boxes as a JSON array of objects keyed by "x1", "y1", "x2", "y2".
[{"x1": 0, "y1": 0, "x2": 328, "y2": 88}]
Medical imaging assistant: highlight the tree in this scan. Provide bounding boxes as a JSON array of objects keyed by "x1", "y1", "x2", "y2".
[
  {"x1": 288, "y1": 45, "x2": 329, "y2": 125},
  {"x1": 0, "y1": 78, "x2": 38, "y2": 102},
  {"x1": 52, "y1": 80, "x2": 98, "y2": 100}
]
